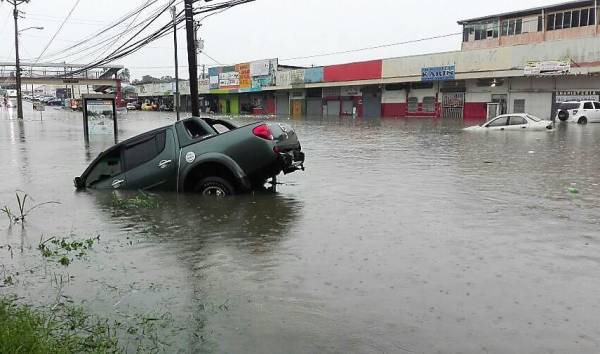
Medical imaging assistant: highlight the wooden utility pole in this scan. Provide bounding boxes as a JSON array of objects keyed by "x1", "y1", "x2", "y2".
[{"x1": 184, "y1": 0, "x2": 199, "y2": 116}]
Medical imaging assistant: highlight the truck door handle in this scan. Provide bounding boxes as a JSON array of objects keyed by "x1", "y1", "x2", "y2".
[
  {"x1": 112, "y1": 179, "x2": 125, "y2": 189},
  {"x1": 158, "y1": 160, "x2": 173, "y2": 169}
]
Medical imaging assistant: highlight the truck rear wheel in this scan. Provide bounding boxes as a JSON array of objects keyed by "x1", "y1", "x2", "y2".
[{"x1": 194, "y1": 177, "x2": 234, "y2": 197}]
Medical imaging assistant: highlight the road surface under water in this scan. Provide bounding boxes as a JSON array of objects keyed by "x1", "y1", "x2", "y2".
[{"x1": 1, "y1": 104, "x2": 600, "y2": 353}]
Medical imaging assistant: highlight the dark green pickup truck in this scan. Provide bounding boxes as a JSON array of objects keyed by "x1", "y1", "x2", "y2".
[{"x1": 74, "y1": 117, "x2": 305, "y2": 196}]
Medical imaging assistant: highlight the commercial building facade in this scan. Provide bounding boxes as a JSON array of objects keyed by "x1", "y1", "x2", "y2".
[{"x1": 138, "y1": 0, "x2": 600, "y2": 120}]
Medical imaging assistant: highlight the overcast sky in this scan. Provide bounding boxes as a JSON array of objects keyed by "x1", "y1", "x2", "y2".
[{"x1": 0, "y1": 0, "x2": 554, "y2": 80}]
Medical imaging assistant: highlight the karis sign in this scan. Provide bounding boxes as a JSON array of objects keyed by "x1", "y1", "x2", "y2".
[{"x1": 422, "y1": 65, "x2": 456, "y2": 82}]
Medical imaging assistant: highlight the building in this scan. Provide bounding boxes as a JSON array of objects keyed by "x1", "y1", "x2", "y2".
[{"x1": 139, "y1": 0, "x2": 600, "y2": 120}]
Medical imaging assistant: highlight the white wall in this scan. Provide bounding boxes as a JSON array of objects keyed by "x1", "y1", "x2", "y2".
[{"x1": 509, "y1": 92, "x2": 553, "y2": 119}]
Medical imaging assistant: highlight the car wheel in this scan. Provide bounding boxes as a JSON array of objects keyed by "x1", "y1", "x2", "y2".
[
  {"x1": 194, "y1": 177, "x2": 234, "y2": 197},
  {"x1": 578, "y1": 117, "x2": 588, "y2": 125}
]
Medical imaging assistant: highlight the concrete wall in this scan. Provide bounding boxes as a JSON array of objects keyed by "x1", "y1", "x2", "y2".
[{"x1": 383, "y1": 36, "x2": 600, "y2": 81}]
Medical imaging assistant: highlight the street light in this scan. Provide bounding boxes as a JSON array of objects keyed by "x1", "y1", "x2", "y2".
[{"x1": 19, "y1": 26, "x2": 44, "y2": 33}]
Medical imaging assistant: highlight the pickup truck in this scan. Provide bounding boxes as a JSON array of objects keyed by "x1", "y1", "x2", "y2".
[{"x1": 74, "y1": 117, "x2": 305, "y2": 196}]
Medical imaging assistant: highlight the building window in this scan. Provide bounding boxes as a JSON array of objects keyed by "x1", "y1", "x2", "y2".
[
  {"x1": 407, "y1": 97, "x2": 418, "y2": 113},
  {"x1": 423, "y1": 97, "x2": 436, "y2": 113},
  {"x1": 572, "y1": 10, "x2": 580, "y2": 27},
  {"x1": 537, "y1": 15, "x2": 543, "y2": 31},
  {"x1": 502, "y1": 18, "x2": 524, "y2": 36},
  {"x1": 513, "y1": 99, "x2": 526, "y2": 114},
  {"x1": 464, "y1": 19, "x2": 498, "y2": 41},
  {"x1": 547, "y1": 14, "x2": 555, "y2": 30},
  {"x1": 555, "y1": 13, "x2": 564, "y2": 29},
  {"x1": 547, "y1": 8, "x2": 596, "y2": 31},
  {"x1": 564, "y1": 11, "x2": 572, "y2": 28}
]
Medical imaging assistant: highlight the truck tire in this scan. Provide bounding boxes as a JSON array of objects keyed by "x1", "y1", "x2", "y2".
[
  {"x1": 194, "y1": 177, "x2": 234, "y2": 197},
  {"x1": 578, "y1": 117, "x2": 588, "y2": 125}
]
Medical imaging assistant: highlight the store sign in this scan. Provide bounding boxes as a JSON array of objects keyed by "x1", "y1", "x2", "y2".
[
  {"x1": 219, "y1": 71, "x2": 239, "y2": 89},
  {"x1": 422, "y1": 65, "x2": 456, "y2": 81},
  {"x1": 290, "y1": 69, "x2": 305, "y2": 85},
  {"x1": 524, "y1": 61, "x2": 570, "y2": 76},
  {"x1": 556, "y1": 90, "x2": 600, "y2": 103},
  {"x1": 340, "y1": 86, "x2": 362, "y2": 97},
  {"x1": 209, "y1": 75, "x2": 219, "y2": 89},
  {"x1": 276, "y1": 71, "x2": 292, "y2": 87},
  {"x1": 236, "y1": 63, "x2": 251, "y2": 89}
]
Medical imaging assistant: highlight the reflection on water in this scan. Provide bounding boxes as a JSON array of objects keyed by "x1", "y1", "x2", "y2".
[{"x1": 2, "y1": 104, "x2": 600, "y2": 353}]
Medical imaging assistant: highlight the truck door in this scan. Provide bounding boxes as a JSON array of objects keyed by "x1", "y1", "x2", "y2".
[
  {"x1": 85, "y1": 147, "x2": 127, "y2": 190},
  {"x1": 123, "y1": 128, "x2": 178, "y2": 191}
]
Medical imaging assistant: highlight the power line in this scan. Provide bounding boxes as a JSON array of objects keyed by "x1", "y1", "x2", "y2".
[
  {"x1": 279, "y1": 32, "x2": 463, "y2": 62},
  {"x1": 33, "y1": 0, "x2": 82, "y2": 65}
]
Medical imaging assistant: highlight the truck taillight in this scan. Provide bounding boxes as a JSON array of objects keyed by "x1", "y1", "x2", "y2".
[{"x1": 253, "y1": 124, "x2": 273, "y2": 140}]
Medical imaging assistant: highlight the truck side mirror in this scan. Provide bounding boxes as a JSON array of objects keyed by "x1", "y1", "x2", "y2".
[{"x1": 74, "y1": 177, "x2": 85, "y2": 189}]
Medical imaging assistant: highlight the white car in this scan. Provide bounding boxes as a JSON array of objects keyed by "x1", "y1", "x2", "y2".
[
  {"x1": 556, "y1": 101, "x2": 600, "y2": 124},
  {"x1": 464, "y1": 113, "x2": 554, "y2": 131}
]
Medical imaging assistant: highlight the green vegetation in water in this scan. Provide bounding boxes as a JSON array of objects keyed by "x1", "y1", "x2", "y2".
[
  {"x1": 0, "y1": 297, "x2": 120, "y2": 354},
  {"x1": 1, "y1": 191, "x2": 60, "y2": 224},
  {"x1": 38, "y1": 236, "x2": 99, "y2": 267},
  {"x1": 0, "y1": 296, "x2": 177, "y2": 354},
  {"x1": 111, "y1": 192, "x2": 159, "y2": 209}
]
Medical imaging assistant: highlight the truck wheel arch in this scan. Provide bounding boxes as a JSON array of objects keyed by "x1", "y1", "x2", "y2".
[{"x1": 182, "y1": 154, "x2": 250, "y2": 193}]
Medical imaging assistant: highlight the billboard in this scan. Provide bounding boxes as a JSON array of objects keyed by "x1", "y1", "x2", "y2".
[
  {"x1": 210, "y1": 58, "x2": 277, "y2": 93},
  {"x1": 524, "y1": 60, "x2": 570, "y2": 76}
]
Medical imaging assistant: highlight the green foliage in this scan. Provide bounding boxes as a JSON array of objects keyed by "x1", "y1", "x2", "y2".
[
  {"x1": 38, "y1": 236, "x2": 99, "y2": 267},
  {"x1": 0, "y1": 298, "x2": 120, "y2": 354},
  {"x1": 111, "y1": 192, "x2": 159, "y2": 209},
  {"x1": 1, "y1": 191, "x2": 60, "y2": 224}
]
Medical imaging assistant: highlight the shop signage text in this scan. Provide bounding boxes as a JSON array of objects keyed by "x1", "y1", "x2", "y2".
[
  {"x1": 525, "y1": 61, "x2": 570, "y2": 76},
  {"x1": 422, "y1": 65, "x2": 456, "y2": 82}
]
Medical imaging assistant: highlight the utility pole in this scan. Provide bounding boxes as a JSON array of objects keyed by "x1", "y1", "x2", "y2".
[
  {"x1": 171, "y1": 6, "x2": 180, "y2": 121},
  {"x1": 184, "y1": 0, "x2": 199, "y2": 116},
  {"x1": 4, "y1": 0, "x2": 30, "y2": 119}
]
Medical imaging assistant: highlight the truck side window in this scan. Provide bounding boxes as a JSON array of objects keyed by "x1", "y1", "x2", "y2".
[
  {"x1": 86, "y1": 149, "x2": 122, "y2": 187},
  {"x1": 124, "y1": 131, "x2": 166, "y2": 171}
]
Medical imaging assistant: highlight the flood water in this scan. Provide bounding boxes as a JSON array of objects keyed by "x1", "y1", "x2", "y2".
[{"x1": 2, "y1": 104, "x2": 600, "y2": 353}]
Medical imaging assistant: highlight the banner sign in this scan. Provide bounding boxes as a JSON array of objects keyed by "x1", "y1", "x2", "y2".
[
  {"x1": 290, "y1": 69, "x2": 305, "y2": 85},
  {"x1": 556, "y1": 90, "x2": 600, "y2": 103},
  {"x1": 219, "y1": 71, "x2": 240, "y2": 89},
  {"x1": 250, "y1": 60, "x2": 271, "y2": 77},
  {"x1": 525, "y1": 60, "x2": 570, "y2": 76},
  {"x1": 422, "y1": 65, "x2": 456, "y2": 81},
  {"x1": 237, "y1": 63, "x2": 251, "y2": 89}
]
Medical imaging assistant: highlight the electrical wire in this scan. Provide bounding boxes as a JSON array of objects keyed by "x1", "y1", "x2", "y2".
[
  {"x1": 279, "y1": 32, "x2": 462, "y2": 62},
  {"x1": 33, "y1": 0, "x2": 82, "y2": 65},
  {"x1": 39, "y1": 0, "x2": 167, "y2": 61}
]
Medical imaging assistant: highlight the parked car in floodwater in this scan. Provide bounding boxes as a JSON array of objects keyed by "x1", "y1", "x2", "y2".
[
  {"x1": 74, "y1": 117, "x2": 305, "y2": 196},
  {"x1": 464, "y1": 113, "x2": 554, "y2": 131},
  {"x1": 556, "y1": 101, "x2": 600, "y2": 124}
]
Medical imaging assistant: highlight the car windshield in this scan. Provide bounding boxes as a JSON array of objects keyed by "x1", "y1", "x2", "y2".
[
  {"x1": 559, "y1": 103, "x2": 580, "y2": 110},
  {"x1": 526, "y1": 114, "x2": 541, "y2": 122}
]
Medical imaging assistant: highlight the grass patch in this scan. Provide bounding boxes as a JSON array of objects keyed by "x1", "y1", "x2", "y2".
[
  {"x1": 111, "y1": 192, "x2": 159, "y2": 209},
  {"x1": 0, "y1": 297, "x2": 119, "y2": 354}
]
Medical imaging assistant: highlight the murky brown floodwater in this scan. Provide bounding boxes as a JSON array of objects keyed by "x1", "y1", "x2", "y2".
[{"x1": 1, "y1": 103, "x2": 600, "y2": 353}]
